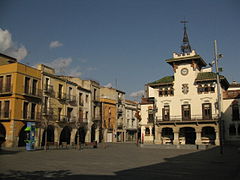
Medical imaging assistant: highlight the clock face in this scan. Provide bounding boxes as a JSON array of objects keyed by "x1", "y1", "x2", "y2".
[{"x1": 181, "y1": 68, "x2": 188, "y2": 75}]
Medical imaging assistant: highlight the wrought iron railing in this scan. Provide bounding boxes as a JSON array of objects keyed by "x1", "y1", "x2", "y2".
[{"x1": 156, "y1": 114, "x2": 219, "y2": 122}]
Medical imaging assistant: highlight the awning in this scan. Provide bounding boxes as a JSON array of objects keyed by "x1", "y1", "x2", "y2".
[{"x1": 24, "y1": 127, "x2": 31, "y2": 131}]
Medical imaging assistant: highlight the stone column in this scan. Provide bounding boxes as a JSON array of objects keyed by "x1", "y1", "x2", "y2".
[
  {"x1": 195, "y1": 129, "x2": 202, "y2": 145},
  {"x1": 55, "y1": 127, "x2": 61, "y2": 145},
  {"x1": 70, "y1": 128, "x2": 77, "y2": 145},
  {"x1": 154, "y1": 127, "x2": 162, "y2": 144},
  {"x1": 173, "y1": 129, "x2": 179, "y2": 145},
  {"x1": 95, "y1": 127, "x2": 99, "y2": 143},
  {"x1": 215, "y1": 129, "x2": 220, "y2": 146}
]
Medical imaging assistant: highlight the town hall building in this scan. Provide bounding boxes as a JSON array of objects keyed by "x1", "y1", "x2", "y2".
[{"x1": 140, "y1": 24, "x2": 229, "y2": 146}]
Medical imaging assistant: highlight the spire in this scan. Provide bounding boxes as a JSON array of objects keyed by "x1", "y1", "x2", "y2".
[{"x1": 180, "y1": 20, "x2": 192, "y2": 53}]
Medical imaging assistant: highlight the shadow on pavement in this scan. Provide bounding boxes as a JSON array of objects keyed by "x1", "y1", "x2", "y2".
[
  {"x1": 0, "y1": 145, "x2": 239, "y2": 180},
  {"x1": 0, "y1": 149, "x2": 21, "y2": 155}
]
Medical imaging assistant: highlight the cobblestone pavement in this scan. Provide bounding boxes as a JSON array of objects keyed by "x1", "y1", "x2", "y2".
[{"x1": 0, "y1": 143, "x2": 240, "y2": 180}]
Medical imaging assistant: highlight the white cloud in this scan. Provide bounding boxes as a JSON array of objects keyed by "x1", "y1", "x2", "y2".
[
  {"x1": 130, "y1": 90, "x2": 145, "y2": 98},
  {"x1": 69, "y1": 66, "x2": 82, "y2": 77},
  {"x1": 47, "y1": 57, "x2": 72, "y2": 74},
  {"x1": 49, "y1": 41, "x2": 63, "y2": 48},
  {"x1": 0, "y1": 28, "x2": 28, "y2": 60},
  {"x1": 45, "y1": 57, "x2": 82, "y2": 77},
  {"x1": 104, "y1": 83, "x2": 113, "y2": 88}
]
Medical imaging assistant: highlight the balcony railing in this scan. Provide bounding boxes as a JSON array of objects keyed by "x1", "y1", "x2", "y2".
[
  {"x1": 0, "y1": 111, "x2": 11, "y2": 120},
  {"x1": 92, "y1": 115, "x2": 101, "y2": 121},
  {"x1": 0, "y1": 85, "x2": 13, "y2": 96},
  {"x1": 23, "y1": 87, "x2": 42, "y2": 98},
  {"x1": 57, "y1": 93, "x2": 67, "y2": 101},
  {"x1": 156, "y1": 114, "x2": 218, "y2": 122},
  {"x1": 42, "y1": 107, "x2": 54, "y2": 116},
  {"x1": 43, "y1": 84, "x2": 55, "y2": 97},
  {"x1": 21, "y1": 111, "x2": 41, "y2": 121},
  {"x1": 67, "y1": 95, "x2": 77, "y2": 105}
]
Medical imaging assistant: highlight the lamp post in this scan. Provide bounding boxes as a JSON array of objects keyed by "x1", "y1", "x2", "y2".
[{"x1": 213, "y1": 40, "x2": 224, "y2": 154}]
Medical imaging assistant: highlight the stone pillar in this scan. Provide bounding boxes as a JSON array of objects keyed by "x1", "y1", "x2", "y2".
[
  {"x1": 154, "y1": 127, "x2": 162, "y2": 144},
  {"x1": 55, "y1": 127, "x2": 61, "y2": 145},
  {"x1": 95, "y1": 127, "x2": 99, "y2": 143},
  {"x1": 173, "y1": 129, "x2": 179, "y2": 145},
  {"x1": 215, "y1": 129, "x2": 220, "y2": 146},
  {"x1": 70, "y1": 128, "x2": 77, "y2": 145},
  {"x1": 84, "y1": 128, "x2": 90, "y2": 143},
  {"x1": 195, "y1": 129, "x2": 202, "y2": 145},
  {"x1": 141, "y1": 126, "x2": 145, "y2": 143}
]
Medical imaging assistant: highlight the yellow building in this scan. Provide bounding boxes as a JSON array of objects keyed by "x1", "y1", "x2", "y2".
[
  {"x1": 100, "y1": 98, "x2": 116, "y2": 142},
  {"x1": 0, "y1": 55, "x2": 41, "y2": 147}
]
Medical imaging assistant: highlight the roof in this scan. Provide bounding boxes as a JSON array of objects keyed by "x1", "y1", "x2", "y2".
[
  {"x1": 195, "y1": 72, "x2": 229, "y2": 89},
  {"x1": 196, "y1": 72, "x2": 224, "y2": 81},
  {"x1": 165, "y1": 54, "x2": 207, "y2": 68},
  {"x1": 148, "y1": 76, "x2": 174, "y2": 86}
]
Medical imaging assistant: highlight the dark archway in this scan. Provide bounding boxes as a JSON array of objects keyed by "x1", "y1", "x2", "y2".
[
  {"x1": 161, "y1": 127, "x2": 174, "y2": 144},
  {"x1": 60, "y1": 126, "x2": 71, "y2": 145},
  {"x1": 41, "y1": 125, "x2": 55, "y2": 146},
  {"x1": 201, "y1": 127, "x2": 216, "y2": 145},
  {"x1": 18, "y1": 125, "x2": 27, "y2": 147},
  {"x1": 75, "y1": 127, "x2": 86, "y2": 144},
  {"x1": 91, "y1": 124, "x2": 96, "y2": 142},
  {"x1": 180, "y1": 127, "x2": 196, "y2": 144},
  {"x1": 0, "y1": 123, "x2": 6, "y2": 146}
]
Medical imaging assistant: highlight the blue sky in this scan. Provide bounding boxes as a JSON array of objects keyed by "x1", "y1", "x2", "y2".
[{"x1": 0, "y1": 0, "x2": 240, "y2": 100}]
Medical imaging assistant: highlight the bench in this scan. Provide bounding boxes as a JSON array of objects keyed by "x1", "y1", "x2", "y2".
[{"x1": 84, "y1": 141, "x2": 97, "y2": 148}]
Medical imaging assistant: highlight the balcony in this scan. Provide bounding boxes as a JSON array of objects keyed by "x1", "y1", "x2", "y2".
[
  {"x1": 23, "y1": 88, "x2": 42, "y2": 99},
  {"x1": 21, "y1": 111, "x2": 41, "y2": 121},
  {"x1": 42, "y1": 107, "x2": 54, "y2": 116},
  {"x1": 92, "y1": 115, "x2": 101, "y2": 121},
  {"x1": 156, "y1": 114, "x2": 219, "y2": 123},
  {"x1": 0, "y1": 111, "x2": 11, "y2": 120},
  {"x1": 43, "y1": 84, "x2": 55, "y2": 97},
  {"x1": 57, "y1": 93, "x2": 67, "y2": 102},
  {"x1": 67, "y1": 95, "x2": 77, "y2": 105},
  {"x1": 0, "y1": 85, "x2": 13, "y2": 96}
]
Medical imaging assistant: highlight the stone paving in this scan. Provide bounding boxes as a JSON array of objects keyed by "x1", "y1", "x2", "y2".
[{"x1": 0, "y1": 143, "x2": 240, "y2": 180}]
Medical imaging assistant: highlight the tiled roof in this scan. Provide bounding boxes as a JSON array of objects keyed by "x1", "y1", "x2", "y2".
[
  {"x1": 195, "y1": 72, "x2": 224, "y2": 81},
  {"x1": 148, "y1": 76, "x2": 174, "y2": 86}
]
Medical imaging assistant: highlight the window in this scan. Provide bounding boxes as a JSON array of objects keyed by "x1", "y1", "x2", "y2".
[
  {"x1": 79, "y1": 93, "x2": 83, "y2": 105},
  {"x1": 58, "y1": 84, "x2": 63, "y2": 98},
  {"x1": 85, "y1": 111, "x2": 88, "y2": 120},
  {"x1": 69, "y1": 87, "x2": 72, "y2": 96},
  {"x1": 182, "y1": 104, "x2": 191, "y2": 120},
  {"x1": 202, "y1": 103, "x2": 212, "y2": 120},
  {"x1": 86, "y1": 95, "x2": 89, "y2": 103},
  {"x1": 162, "y1": 105, "x2": 170, "y2": 121},
  {"x1": 31, "y1": 103, "x2": 36, "y2": 120},
  {"x1": 23, "y1": 102, "x2": 28, "y2": 119},
  {"x1": 93, "y1": 106, "x2": 96, "y2": 118},
  {"x1": 67, "y1": 107, "x2": 73, "y2": 122},
  {"x1": 93, "y1": 89, "x2": 97, "y2": 100},
  {"x1": 0, "y1": 101, "x2": 2, "y2": 117},
  {"x1": 6, "y1": 75, "x2": 11, "y2": 92},
  {"x1": 4, "y1": 101, "x2": 10, "y2": 118},
  {"x1": 58, "y1": 108, "x2": 62, "y2": 121},
  {"x1": 204, "y1": 84, "x2": 209, "y2": 93},
  {"x1": 32, "y1": 79, "x2": 37, "y2": 96},
  {"x1": 229, "y1": 124, "x2": 236, "y2": 136},
  {"x1": 232, "y1": 103, "x2": 239, "y2": 121},
  {"x1": 44, "y1": 96, "x2": 48, "y2": 113},
  {"x1": 197, "y1": 85, "x2": 203, "y2": 94},
  {"x1": 148, "y1": 113, "x2": 154, "y2": 123},
  {"x1": 0, "y1": 76, "x2": 3, "y2": 93},
  {"x1": 79, "y1": 108, "x2": 83, "y2": 122},
  {"x1": 159, "y1": 88, "x2": 163, "y2": 96},
  {"x1": 45, "y1": 78, "x2": 49, "y2": 90},
  {"x1": 24, "y1": 77, "x2": 30, "y2": 94}
]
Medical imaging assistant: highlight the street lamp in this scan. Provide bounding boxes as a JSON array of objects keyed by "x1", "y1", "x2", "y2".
[{"x1": 213, "y1": 40, "x2": 224, "y2": 154}]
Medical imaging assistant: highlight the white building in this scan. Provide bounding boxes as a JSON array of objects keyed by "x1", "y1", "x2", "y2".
[
  {"x1": 222, "y1": 81, "x2": 240, "y2": 144},
  {"x1": 140, "y1": 26, "x2": 229, "y2": 145},
  {"x1": 125, "y1": 100, "x2": 139, "y2": 142}
]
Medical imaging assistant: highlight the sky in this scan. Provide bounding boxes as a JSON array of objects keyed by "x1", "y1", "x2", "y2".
[{"x1": 0, "y1": 0, "x2": 240, "y2": 101}]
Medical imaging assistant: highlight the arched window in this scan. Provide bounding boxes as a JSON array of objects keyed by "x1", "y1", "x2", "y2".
[{"x1": 229, "y1": 124, "x2": 236, "y2": 136}]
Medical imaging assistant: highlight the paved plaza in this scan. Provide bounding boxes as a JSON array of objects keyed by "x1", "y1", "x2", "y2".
[{"x1": 0, "y1": 143, "x2": 240, "y2": 180}]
